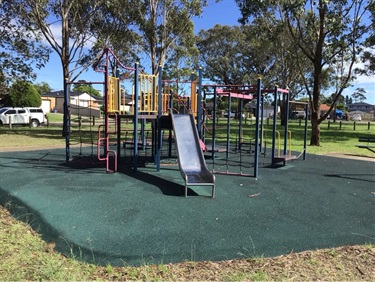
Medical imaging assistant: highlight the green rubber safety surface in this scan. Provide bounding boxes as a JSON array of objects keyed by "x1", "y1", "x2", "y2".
[{"x1": 0, "y1": 148, "x2": 374, "y2": 266}]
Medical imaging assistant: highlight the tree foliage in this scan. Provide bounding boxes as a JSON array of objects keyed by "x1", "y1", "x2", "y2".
[
  {"x1": 196, "y1": 23, "x2": 309, "y2": 124},
  {"x1": 351, "y1": 87, "x2": 367, "y2": 103},
  {"x1": 357, "y1": 1, "x2": 375, "y2": 76},
  {"x1": 97, "y1": 0, "x2": 207, "y2": 75},
  {"x1": 0, "y1": 0, "x2": 50, "y2": 93},
  {"x1": 33, "y1": 82, "x2": 52, "y2": 95},
  {"x1": 236, "y1": 0, "x2": 372, "y2": 146},
  {"x1": 72, "y1": 81, "x2": 102, "y2": 97},
  {"x1": 9, "y1": 0, "x2": 105, "y2": 85},
  {"x1": 6, "y1": 81, "x2": 41, "y2": 107},
  {"x1": 196, "y1": 25, "x2": 249, "y2": 85}
]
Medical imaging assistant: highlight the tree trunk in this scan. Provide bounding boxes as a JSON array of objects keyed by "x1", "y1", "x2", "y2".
[
  {"x1": 61, "y1": 4, "x2": 70, "y2": 137},
  {"x1": 310, "y1": 111, "x2": 320, "y2": 146}
]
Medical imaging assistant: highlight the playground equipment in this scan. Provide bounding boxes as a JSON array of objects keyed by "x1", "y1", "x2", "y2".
[
  {"x1": 199, "y1": 80, "x2": 308, "y2": 177},
  {"x1": 170, "y1": 110, "x2": 215, "y2": 197},
  {"x1": 63, "y1": 80, "x2": 105, "y2": 162},
  {"x1": 270, "y1": 87, "x2": 308, "y2": 165},
  {"x1": 62, "y1": 48, "x2": 307, "y2": 196},
  {"x1": 201, "y1": 83, "x2": 259, "y2": 177}
]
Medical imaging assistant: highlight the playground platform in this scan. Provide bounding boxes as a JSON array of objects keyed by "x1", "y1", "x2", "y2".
[{"x1": 0, "y1": 147, "x2": 374, "y2": 266}]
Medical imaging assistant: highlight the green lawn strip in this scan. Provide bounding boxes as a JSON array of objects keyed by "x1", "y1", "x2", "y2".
[{"x1": 1, "y1": 120, "x2": 374, "y2": 157}]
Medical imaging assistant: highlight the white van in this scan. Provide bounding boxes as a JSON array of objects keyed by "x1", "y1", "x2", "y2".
[{"x1": 0, "y1": 107, "x2": 46, "y2": 127}]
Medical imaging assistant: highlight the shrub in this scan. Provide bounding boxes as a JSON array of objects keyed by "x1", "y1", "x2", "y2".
[{"x1": 7, "y1": 81, "x2": 41, "y2": 107}]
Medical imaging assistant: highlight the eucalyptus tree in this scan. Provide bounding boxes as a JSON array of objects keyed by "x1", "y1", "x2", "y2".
[
  {"x1": 196, "y1": 25, "x2": 251, "y2": 85},
  {"x1": 72, "y1": 81, "x2": 102, "y2": 97},
  {"x1": 84, "y1": 2, "x2": 140, "y2": 76},
  {"x1": 10, "y1": 0, "x2": 102, "y2": 85},
  {"x1": 0, "y1": 0, "x2": 50, "y2": 94},
  {"x1": 33, "y1": 81, "x2": 52, "y2": 95},
  {"x1": 351, "y1": 87, "x2": 367, "y2": 103},
  {"x1": 357, "y1": 1, "x2": 375, "y2": 77},
  {"x1": 236, "y1": 0, "x2": 372, "y2": 146},
  {"x1": 161, "y1": 33, "x2": 199, "y2": 96},
  {"x1": 196, "y1": 23, "x2": 308, "y2": 123},
  {"x1": 8, "y1": 0, "x2": 104, "y2": 135},
  {"x1": 101, "y1": 0, "x2": 207, "y2": 75}
]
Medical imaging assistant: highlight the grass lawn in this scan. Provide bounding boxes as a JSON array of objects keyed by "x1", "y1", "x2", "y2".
[
  {"x1": 1, "y1": 118, "x2": 374, "y2": 157},
  {"x1": 0, "y1": 118, "x2": 374, "y2": 280}
]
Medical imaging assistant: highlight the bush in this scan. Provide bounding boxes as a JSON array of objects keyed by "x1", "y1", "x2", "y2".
[{"x1": 7, "y1": 81, "x2": 41, "y2": 107}]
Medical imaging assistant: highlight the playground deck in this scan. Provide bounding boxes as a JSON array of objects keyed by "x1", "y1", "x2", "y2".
[{"x1": 0, "y1": 147, "x2": 374, "y2": 266}]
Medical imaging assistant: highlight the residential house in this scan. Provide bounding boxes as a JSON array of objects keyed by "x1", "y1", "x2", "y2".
[
  {"x1": 41, "y1": 91, "x2": 103, "y2": 117},
  {"x1": 347, "y1": 102, "x2": 375, "y2": 113}
]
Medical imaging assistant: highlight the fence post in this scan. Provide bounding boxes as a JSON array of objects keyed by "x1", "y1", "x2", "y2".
[
  {"x1": 339, "y1": 121, "x2": 342, "y2": 130},
  {"x1": 29, "y1": 116, "x2": 32, "y2": 128},
  {"x1": 368, "y1": 121, "x2": 370, "y2": 130},
  {"x1": 328, "y1": 120, "x2": 330, "y2": 130},
  {"x1": 8, "y1": 116, "x2": 11, "y2": 129},
  {"x1": 353, "y1": 121, "x2": 356, "y2": 131}
]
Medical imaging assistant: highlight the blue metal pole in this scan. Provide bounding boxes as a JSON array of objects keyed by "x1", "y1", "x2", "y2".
[
  {"x1": 64, "y1": 78, "x2": 70, "y2": 162},
  {"x1": 260, "y1": 93, "x2": 264, "y2": 152},
  {"x1": 212, "y1": 87, "x2": 217, "y2": 160},
  {"x1": 284, "y1": 90, "x2": 290, "y2": 159},
  {"x1": 254, "y1": 78, "x2": 261, "y2": 178},
  {"x1": 303, "y1": 103, "x2": 308, "y2": 160},
  {"x1": 271, "y1": 86, "x2": 278, "y2": 163},
  {"x1": 197, "y1": 67, "x2": 203, "y2": 138},
  {"x1": 226, "y1": 92, "x2": 231, "y2": 159},
  {"x1": 157, "y1": 65, "x2": 163, "y2": 171},
  {"x1": 133, "y1": 62, "x2": 139, "y2": 172}
]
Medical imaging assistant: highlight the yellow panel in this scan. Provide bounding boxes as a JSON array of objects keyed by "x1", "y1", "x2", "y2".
[
  {"x1": 108, "y1": 76, "x2": 119, "y2": 113},
  {"x1": 191, "y1": 81, "x2": 197, "y2": 116}
]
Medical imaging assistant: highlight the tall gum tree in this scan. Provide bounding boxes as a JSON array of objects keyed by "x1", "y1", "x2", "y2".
[
  {"x1": 11, "y1": 0, "x2": 103, "y2": 84},
  {"x1": 0, "y1": 0, "x2": 50, "y2": 94},
  {"x1": 10, "y1": 0, "x2": 103, "y2": 134},
  {"x1": 101, "y1": 0, "x2": 207, "y2": 75},
  {"x1": 236, "y1": 0, "x2": 372, "y2": 146},
  {"x1": 196, "y1": 23, "x2": 308, "y2": 124}
]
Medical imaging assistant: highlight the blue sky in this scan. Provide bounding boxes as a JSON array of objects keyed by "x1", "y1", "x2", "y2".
[{"x1": 34, "y1": 0, "x2": 374, "y2": 104}]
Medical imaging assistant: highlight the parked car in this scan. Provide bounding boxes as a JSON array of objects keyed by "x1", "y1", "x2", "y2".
[
  {"x1": 351, "y1": 113, "x2": 362, "y2": 121},
  {"x1": 0, "y1": 107, "x2": 46, "y2": 127},
  {"x1": 290, "y1": 111, "x2": 306, "y2": 119},
  {"x1": 223, "y1": 112, "x2": 235, "y2": 118}
]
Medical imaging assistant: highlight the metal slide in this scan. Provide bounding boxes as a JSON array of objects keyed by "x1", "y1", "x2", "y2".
[{"x1": 170, "y1": 111, "x2": 215, "y2": 198}]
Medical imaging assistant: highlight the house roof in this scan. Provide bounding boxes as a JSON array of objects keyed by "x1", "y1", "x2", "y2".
[
  {"x1": 319, "y1": 104, "x2": 331, "y2": 111},
  {"x1": 348, "y1": 102, "x2": 374, "y2": 106}
]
